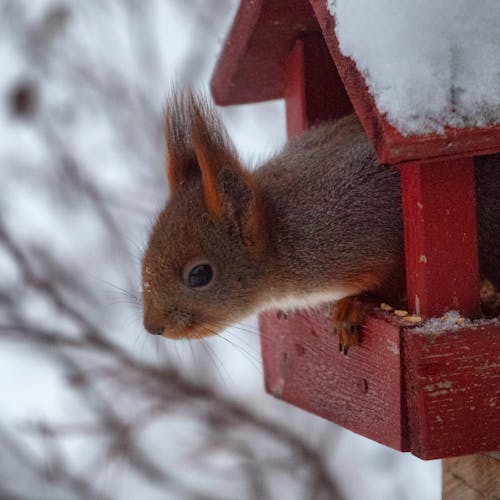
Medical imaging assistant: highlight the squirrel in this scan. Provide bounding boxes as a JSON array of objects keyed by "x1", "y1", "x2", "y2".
[{"x1": 141, "y1": 92, "x2": 500, "y2": 353}]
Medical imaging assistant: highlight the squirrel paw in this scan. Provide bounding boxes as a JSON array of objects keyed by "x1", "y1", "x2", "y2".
[{"x1": 330, "y1": 295, "x2": 377, "y2": 355}]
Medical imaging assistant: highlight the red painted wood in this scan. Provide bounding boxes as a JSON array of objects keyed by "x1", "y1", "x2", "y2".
[
  {"x1": 400, "y1": 157, "x2": 481, "y2": 318},
  {"x1": 403, "y1": 322, "x2": 500, "y2": 459},
  {"x1": 284, "y1": 34, "x2": 352, "y2": 137},
  {"x1": 260, "y1": 310, "x2": 408, "y2": 451},
  {"x1": 284, "y1": 39, "x2": 307, "y2": 136},
  {"x1": 261, "y1": 309, "x2": 500, "y2": 459},
  {"x1": 210, "y1": 0, "x2": 319, "y2": 105}
]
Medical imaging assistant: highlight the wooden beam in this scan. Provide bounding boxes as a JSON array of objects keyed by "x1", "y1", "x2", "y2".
[
  {"x1": 284, "y1": 34, "x2": 352, "y2": 137},
  {"x1": 400, "y1": 157, "x2": 481, "y2": 318},
  {"x1": 212, "y1": 0, "x2": 500, "y2": 162},
  {"x1": 442, "y1": 454, "x2": 500, "y2": 500}
]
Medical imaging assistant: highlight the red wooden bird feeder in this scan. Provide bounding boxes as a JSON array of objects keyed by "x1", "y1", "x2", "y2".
[{"x1": 211, "y1": 0, "x2": 500, "y2": 461}]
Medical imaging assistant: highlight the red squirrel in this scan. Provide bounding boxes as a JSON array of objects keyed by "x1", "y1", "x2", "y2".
[{"x1": 142, "y1": 92, "x2": 500, "y2": 352}]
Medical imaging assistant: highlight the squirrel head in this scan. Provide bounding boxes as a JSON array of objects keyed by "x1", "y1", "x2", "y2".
[{"x1": 142, "y1": 92, "x2": 268, "y2": 339}]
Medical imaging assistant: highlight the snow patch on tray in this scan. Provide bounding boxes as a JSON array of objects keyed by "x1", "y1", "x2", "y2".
[
  {"x1": 327, "y1": 0, "x2": 500, "y2": 135},
  {"x1": 415, "y1": 310, "x2": 499, "y2": 334}
]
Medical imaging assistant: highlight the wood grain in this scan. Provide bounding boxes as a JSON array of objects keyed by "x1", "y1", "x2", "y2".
[
  {"x1": 442, "y1": 454, "x2": 500, "y2": 499},
  {"x1": 403, "y1": 323, "x2": 500, "y2": 459},
  {"x1": 260, "y1": 310, "x2": 408, "y2": 451},
  {"x1": 261, "y1": 312, "x2": 500, "y2": 459}
]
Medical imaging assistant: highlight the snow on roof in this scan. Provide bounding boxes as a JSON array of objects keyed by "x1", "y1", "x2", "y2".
[{"x1": 327, "y1": 0, "x2": 500, "y2": 135}]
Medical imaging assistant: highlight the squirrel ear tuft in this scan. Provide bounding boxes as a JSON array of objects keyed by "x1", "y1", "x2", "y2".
[
  {"x1": 164, "y1": 91, "x2": 198, "y2": 191},
  {"x1": 165, "y1": 92, "x2": 267, "y2": 253},
  {"x1": 191, "y1": 98, "x2": 267, "y2": 252},
  {"x1": 190, "y1": 98, "x2": 226, "y2": 220},
  {"x1": 164, "y1": 91, "x2": 236, "y2": 204}
]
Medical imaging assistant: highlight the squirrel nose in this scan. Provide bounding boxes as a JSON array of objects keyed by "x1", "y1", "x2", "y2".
[
  {"x1": 143, "y1": 302, "x2": 165, "y2": 335},
  {"x1": 146, "y1": 327, "x2": 163, "y2": 336},
  {"x1": 143, "y1": 316, "x2": 164, "y2": 336}
]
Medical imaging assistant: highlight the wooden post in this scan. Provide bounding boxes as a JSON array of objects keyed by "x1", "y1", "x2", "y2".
[
  {"x1": 284, "y1": 33, "x2": 352, "y2": 137},
  {"x1": 442, "y1": 454, "x2": 500, "y2": 499},
  {"x1": 400, "y1": 158, "x2": 481, "y2": 318}
]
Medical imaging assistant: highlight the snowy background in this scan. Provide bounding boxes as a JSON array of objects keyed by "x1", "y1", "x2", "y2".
[{"x1": 0, "y1": 1, "x2": 440, "y2": 498}]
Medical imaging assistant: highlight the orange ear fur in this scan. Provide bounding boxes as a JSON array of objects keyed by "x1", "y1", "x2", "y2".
[
  {"x1": 166, "y1": 143, "x2": 186, "y2": 190},
  {"x1": 190, "y1": 97, "x2": 268, "y2": 254},
  {"x1": 164, "y1": 92, "x2": 268, "y2": 254},
  {"x1": 192, "y1": 131, "x2": 224, "y2": 221},
  {"x1": 190, "y1": 97, "x2": 235, "y2": 222}
]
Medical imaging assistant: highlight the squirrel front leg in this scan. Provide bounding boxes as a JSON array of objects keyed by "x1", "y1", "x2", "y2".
[{"x1": 330, "y1": 293, "x2": 381, "y2": 355}]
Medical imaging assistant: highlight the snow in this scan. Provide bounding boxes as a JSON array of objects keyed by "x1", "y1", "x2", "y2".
[
  {"x1": 328, "y1": 0, "x2": 500, "y2": 135},
  {"x1": 415, "y1": 310, "x2": 499, "y2": 334},
  {"x1": 419, "y1": 310, "x2": 466, "y2": 333}
]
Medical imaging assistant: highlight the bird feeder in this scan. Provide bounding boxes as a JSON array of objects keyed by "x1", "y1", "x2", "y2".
[{"x1": 211, "y1": 0, "x2": 500, "y2": 464}]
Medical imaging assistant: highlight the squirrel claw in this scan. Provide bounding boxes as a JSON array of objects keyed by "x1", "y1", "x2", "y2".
[
  {"x1": 335, "y1": 324, "x2": 360, "y2": 354},
  {"x1": 331, "y1": 295, "x2": 378, "y2": 353},
  {"x1": 338, "y1": 342, "x2": 349, "y2": 356}
]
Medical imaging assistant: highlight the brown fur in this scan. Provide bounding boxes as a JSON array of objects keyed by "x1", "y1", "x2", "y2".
[{"x1": 142, "y1": 92, "x2": 500, "y2": 348}]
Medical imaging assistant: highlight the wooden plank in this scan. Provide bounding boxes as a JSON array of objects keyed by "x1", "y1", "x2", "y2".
[
  {"x1": 284, "y1": 34, "x2": 352, "y2": 137},
  {"x1": 442, "y1": 454, "x2": 500, "y2": 499},
  {"x1": 260, "y1": 310, "x2": 409, "y2": 451},
  {"x1": 400, "y1": 157, "x2": 481, "y2": 318},
  {"x1": 403, "y1": 323, "x2": 500, "y2": 460},
  {"x1": 211, "y1": 0, "x2": 319, "y2": 105},
  {"x1": 308, "y1": 0, "x2": 500, "y2": 164}
]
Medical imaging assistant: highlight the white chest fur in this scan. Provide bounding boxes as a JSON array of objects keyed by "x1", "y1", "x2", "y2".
[{"x1": 259, "y1": 287, "x2": 356, "y2": 313}]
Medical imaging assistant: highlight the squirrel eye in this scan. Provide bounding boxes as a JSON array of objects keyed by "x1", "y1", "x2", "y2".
[{"x1": 188, "y1": 264, "x2": 213, "y2": 288}]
